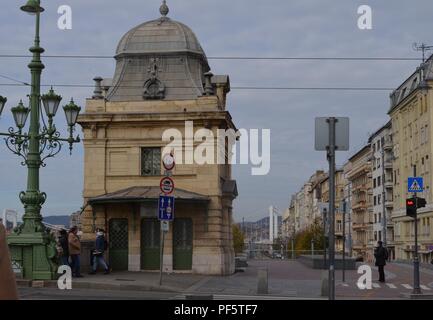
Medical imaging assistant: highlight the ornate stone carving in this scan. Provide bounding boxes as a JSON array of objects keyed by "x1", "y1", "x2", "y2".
[{"x1": 143, "y1": 58, "x2": 166, "y2": 100}]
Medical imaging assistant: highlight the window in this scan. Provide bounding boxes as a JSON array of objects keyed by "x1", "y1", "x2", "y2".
[
  {"x1": 378, "y1": 176, "x2": 381, "y2": 186},
  {"x1": 374, "y1": 231, "x2": 377, "y2": 241},
  {"x1": 373, "y1": 179, "x2": 376, "y2": 188},
  {"x1": 378, "y1": 195, "x2": 381, "y2": 205},
  {"x1": 379, "y1": 231, "x2": 382, "y2": 241},
  {"x1": 374, "y1": 214, "x2": 377, "y2": 223},
  {"x1": 141, "y1": 147, "x2": 161, "y2": 176},
  {"x1": 374, "y1": 196, "x2": 377, "y2": 206}
]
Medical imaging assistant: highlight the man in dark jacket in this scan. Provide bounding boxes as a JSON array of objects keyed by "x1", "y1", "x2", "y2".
[
  {"x1": 58, "y1": 229, "x2": 69, "y2": 266},
  {"x1": 374, "y1": 241, "x2": 388, "y2": 282},
  {"x1": 89, "y1": 228, "x2": 110, "y2": 275}
]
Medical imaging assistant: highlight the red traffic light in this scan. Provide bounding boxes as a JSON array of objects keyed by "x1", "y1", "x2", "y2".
[{"x1": 407, "y1": 200, "x2": 415, "y2": 206}]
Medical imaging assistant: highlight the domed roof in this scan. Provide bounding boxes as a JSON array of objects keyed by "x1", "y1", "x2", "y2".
[
  {"x1": 106, "y1": 1, "x2": 211, "y2": 102},
  {"x1": 116, "y1": 18, "x2": 207, "y2": 59}
]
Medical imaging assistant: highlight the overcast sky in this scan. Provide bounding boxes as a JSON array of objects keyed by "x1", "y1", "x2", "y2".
[{"x1": 0, "y1": 0, "x2": 432, "y2": 222}]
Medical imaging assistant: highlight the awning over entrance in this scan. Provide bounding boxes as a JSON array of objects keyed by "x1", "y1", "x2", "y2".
[{"x1": 88, "y1": 186, "x2": 210, "y2": 205}]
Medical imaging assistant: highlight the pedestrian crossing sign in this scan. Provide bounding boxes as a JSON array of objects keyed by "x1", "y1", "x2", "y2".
[{"x1": 408, "y1": 177, "x2": 423, "y2": 193}]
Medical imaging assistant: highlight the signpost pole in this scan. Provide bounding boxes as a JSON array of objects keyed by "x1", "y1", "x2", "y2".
[
  {"x1": 327, "y1": 117, "x2": 336, "y2": 301},
  {"x1": 342, "y1": 200, "x2": 346, "y2": 282},
  {"x1": 159, "y1": 222, "x2": 165, "y2": 286},
  {"x1": 413, "y1": 165, "x2": 422, "y2": 294}
]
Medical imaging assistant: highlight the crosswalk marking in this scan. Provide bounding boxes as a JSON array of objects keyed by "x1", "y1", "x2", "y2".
[
  {"x1": 402, "y1": 284, "x2": 413, "y2": 289},
  {"x1": 420, "y1": 285, "x2": 431, "y2": 290},
  {"x1": 386, "y1": 283, "x2": 397, "y2": 289},
  {"x1": 372, "y1": 283, "x2": 381, "y2": 288}
]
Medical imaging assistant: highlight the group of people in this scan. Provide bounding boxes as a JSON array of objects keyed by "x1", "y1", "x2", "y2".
[{"x1": 57, "y1": 226, "x2": 110, "y2": 277}]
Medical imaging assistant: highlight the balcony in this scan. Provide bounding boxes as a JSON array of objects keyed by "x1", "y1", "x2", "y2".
[
  {"x1": 385, "y1": 201, "x2": 393, "y2": 208},
  {"x1": 383, "y1": 140, "x2": 393, "y2": 151},
  {"x1": 352, "y1": 222, "x2": 368, "y2": 230},
  {"x1": 352, "y1": 201, "x2": 367, "y2": 211},
  {"x1": 384, "y1": 161, "x2": 393, "y2": 169},
  {"x1": 385, "y1": 180, "x2": 393, "y2": 189}
]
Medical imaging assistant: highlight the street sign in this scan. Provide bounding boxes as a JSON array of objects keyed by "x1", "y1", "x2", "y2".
[
  {"x1": 160, "y1": 176, "x2": 175, "y2": 195},
  {"x1": 408, "y1": 177, "x2": 424, "y2": 193},
  {"x1": 161, "y1": 221, "x2": 169, "y2": 232},
  {"x1": 314, "y1": 117, "x2": 350, "y2": 151},
  {"x1": 162, "y1": 153, "x2": 175, "y2": 171},
  {"x1": 158, "y1": 195, "x2": 175, "y2": 221}
]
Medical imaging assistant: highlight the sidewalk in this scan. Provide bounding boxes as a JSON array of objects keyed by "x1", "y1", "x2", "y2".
[{"x1": 17, "y1": 260, "x2": 324, "y2": 298}]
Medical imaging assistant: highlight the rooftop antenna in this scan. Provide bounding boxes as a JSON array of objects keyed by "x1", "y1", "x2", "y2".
[{"x1": 413, "y1": 42, "x2": 433, "y2": 62}]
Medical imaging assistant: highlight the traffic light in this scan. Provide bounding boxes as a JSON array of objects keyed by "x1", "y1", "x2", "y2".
[
  {"x1": 406, "y1": 198, "x2": 417, "y2": 217},
  {"x1": 406, "y1": 197, "x2": 427, "y2": 217},
  {"x1": 417, "y1": 197, "x2": 427, "y2": 209}
]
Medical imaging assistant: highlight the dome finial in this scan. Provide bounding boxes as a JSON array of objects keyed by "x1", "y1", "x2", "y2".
[{"x1": 160, "y1": 0, "x2": 169, "y2": 17}]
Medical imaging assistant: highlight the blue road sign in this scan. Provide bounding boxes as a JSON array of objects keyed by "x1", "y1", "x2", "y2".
[
  {"x1": 408, "y1": 177, "x2": 424, "y2": 193},
  {"x1": 158, "y1": 195, "x2": 175, "y2": 221}
]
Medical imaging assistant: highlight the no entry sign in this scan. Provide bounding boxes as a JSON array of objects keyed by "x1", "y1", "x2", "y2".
[{"x1": 160, "y1": 176, "x2": 175, "y2": 194}]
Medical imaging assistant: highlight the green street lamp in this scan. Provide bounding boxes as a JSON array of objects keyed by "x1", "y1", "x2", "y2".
[
  {"x1": 20, "y1": 0, "x2": 44, "y2": 14},
  {"x1": 0, "y1": 0, "x2": 80, "y2": 280},
  {"x1": 63, "y1": 99, "x2": 81, "y2": 127},
  {"x1": 0, "y1": 96, "x2": 7, "y2": 117},
  {"x1": 41, "y1": 87, "x2": 62, "y2": 118},
  {"x1": 11, "y1": 100, "x2": 30, "y2": 129}
]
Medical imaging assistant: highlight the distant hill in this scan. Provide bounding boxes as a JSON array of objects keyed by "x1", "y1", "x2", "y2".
[{"x1": 43, "y1": 215, "x2": 70, "y2": 227}]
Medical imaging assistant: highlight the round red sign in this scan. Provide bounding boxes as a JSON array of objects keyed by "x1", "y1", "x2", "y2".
[{"x1": 160, "y1": 177, "x2": 175, "y2": 194}]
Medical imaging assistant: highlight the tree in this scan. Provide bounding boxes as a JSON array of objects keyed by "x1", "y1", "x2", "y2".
[
  {"x1": 232, "y1": 224, "x2": 245, "y2": 254},
  {"x1": 293, "y1": 218, "x2": 324, "y2": 256}
]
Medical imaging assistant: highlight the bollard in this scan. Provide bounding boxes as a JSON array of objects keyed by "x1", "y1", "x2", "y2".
[
  {"x1": 321, "y1": 270, "x2": 329, "y2": 297},
  {"x1": 257, "y1": 268, "x2": 268, "y2": 294}
]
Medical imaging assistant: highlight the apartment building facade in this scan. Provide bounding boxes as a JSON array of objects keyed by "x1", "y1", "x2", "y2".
[
  {"x1": 389, "y1": 55, "x2": 433, "y2": 263},
  {"x1": 368, "y1": 121, "x2": 395, "y2": 260},
  {"x1": 346, "y1": 145, "x2": 374, "y2": 262}
]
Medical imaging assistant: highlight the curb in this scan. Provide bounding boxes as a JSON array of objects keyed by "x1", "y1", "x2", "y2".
[
  {"x1": 17, "y1": 280, "x2": 181, "y2": 293},
  {"x1": 44, "y1": 280, "x2": 181, "y2": 293}
]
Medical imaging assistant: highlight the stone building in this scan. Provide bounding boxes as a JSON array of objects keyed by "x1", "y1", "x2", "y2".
[
  {"x1": 319, "y1": 169, "x2": 346, "y2": 254},
  {"x1": 389, "y1": 54, "x2": 433, "y2": 263},
  {"x1": 368, "y1": 121, "x2": 395, "y2": 260},
  {"x1": 346, "y1": 145, "x2": 373, "y2": 262},
  {"x1": 77, "y1": 2, "x2": 238, "y2": 275}
]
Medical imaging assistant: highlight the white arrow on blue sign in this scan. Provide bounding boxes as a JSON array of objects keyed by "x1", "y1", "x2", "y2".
[
  {"x1": 408, "y1": 177, "x2": 424, "y2": 193},
  {"x1": 158, "y1": 195, "x2": 175, "y2": 221}
]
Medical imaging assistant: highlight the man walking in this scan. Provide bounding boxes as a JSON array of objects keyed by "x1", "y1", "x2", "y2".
[
  {"x1": 89, "y1": 228, "x2": 110, "y2": 275},
  {"x1": 374, "y1": 241, "x2": 388, "y2": 282},
  {"x1": 68, "y1": 226, "x2": 83, "y2": 278}
]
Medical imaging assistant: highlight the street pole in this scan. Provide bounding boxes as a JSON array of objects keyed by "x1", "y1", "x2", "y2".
[
  {"x1": 291, "y1": 238, "x2": 295, "y2": 259},
  {"x1": 327, "y1": 117, "x2": 336, "y2": 300},
  {"x1": 381, "y1": 149, "x2": 387, "y2": 249},
  {"x1": 348, "y1": 183, "x2": 353, "y2": 258},
  {"x1": 413, "y1": 165, "x2": 422, "y2": 294},
  {"x1": 311, "y1": 239, "x2": 314, "y2": 257},
  {"x1": 159, "y1": 222, "x2": 165, "y2": 286},
  {"x1": 342, "y1": 200, "x2": 346, "y2": 282},
  {"x1": 323, "y1": 208, "x2": 327, "y2": 268}
]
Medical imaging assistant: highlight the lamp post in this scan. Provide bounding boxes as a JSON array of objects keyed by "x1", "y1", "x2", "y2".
[{"x1": 1, "y1": 0, "x2": 81, "y2": 280}]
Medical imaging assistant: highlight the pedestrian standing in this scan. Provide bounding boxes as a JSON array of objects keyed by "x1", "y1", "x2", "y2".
[
  {"x1": 374, "y1": 240, "x2": 388, "y2": 282},
  {"x1": 68, "y1": 226, "x2": 83, "y2": 278},
  {"x1": 0, "y1": 223, "x2": 18, "y2": 300},
  {"x1": 58, "y1": 229, "x2": 70, "y2": 266},
  {"x1": 89, "y1": 228, "x2": 110, "y2": 275}
]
